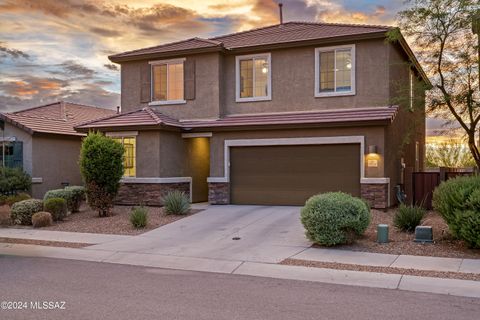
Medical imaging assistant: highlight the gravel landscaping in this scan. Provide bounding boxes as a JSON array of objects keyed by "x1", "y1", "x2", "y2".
[
  {"x1": 323, "y1": 209, "x2": 480, "y2": 259},
  {"x1": 281, "y1": 258, "x2": 480, "y2": 281},
  {"x1": 1, "y1": 203, "x2": 202, "y2": 235}
]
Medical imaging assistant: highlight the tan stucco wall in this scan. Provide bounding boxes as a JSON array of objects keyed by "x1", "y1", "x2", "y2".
[
  {"x1": 136, "y1": 131, "x2": 161, "y2": 177},
  {"x1": 222, "y1": 39, "x2": 390, "y2": 115},
  {"x1": 31, "y1": 134, "x2": 83, "y2": 199},
  {"x1": 384, "y1": 44, "x2": 426, "y2": 205},
  {"x1": 208, "y1": 126, "x2": 385, "y2": 179},
  {"x1": 129, "y1": 130, "x2": 209, "y2": 202},
  {"x1": 120, "y1": 39, "x2": 391, "y2": 120},
  {"x1": 121, "y1": 52, "x2": 222, "y2": 120}
]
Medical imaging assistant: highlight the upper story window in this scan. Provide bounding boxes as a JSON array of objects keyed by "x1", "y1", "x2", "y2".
[
  {"x1": 315, "y1": 45, "x2": 355, "y2": 97},
  {"x1": 150, "y1": 58, "x2": 185, "y2": 105},
  {"x1": 236, "y1": 53, "x2": 271, "y2": 102}
]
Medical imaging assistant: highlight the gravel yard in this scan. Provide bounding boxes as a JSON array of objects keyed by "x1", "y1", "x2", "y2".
[
  {"x1": 1, "y1": 203, "x2": 202, "y2": 236},
  {"x1": 325, "y1": 209, "x2": 480, "y2": 259},
  {"x1": 280, "y1": 258, "x2": 480, "y2": 281}
]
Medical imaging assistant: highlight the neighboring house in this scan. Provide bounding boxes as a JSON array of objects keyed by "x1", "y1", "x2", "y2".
[
  {"x1": 76, "y1": 22, "x2": 429, "y2": 208},
  {"x1": 0, "y1": 101, "x2": 115, "y2": 198}
]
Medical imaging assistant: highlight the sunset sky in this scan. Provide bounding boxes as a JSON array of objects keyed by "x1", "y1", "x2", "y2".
[{"x1": 0, "y1": 0, "x2": 408, "y2": 113}]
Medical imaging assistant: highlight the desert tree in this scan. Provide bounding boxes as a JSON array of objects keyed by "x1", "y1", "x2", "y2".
[{"x1": 391, "y1": 0, "x2": 479, "y2": 167}]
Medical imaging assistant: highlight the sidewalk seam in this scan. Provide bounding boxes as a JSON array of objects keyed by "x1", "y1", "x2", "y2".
[
  {"x1": 230, "y1": 261, "x2": 245, "y2": 274},
  {"x1": 396, "y1": 274, "x2": 404, "y2": 289},
  {"x1": 388, "y1": 255, "x2": 401, "y2": 267}
]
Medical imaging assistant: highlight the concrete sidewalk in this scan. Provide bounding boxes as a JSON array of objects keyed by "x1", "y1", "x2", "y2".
[
  {"x1": 0, "y1": 228, "x2": 132, "y2": 244},
  {"x1": 1, "y1": 242, "x2": 480, "y2": 299},
  {"x1": 292, "y1": 248, "x2": 480, "y2": 274}
]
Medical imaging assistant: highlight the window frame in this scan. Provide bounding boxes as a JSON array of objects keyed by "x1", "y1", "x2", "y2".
[
  {"x1": 314, "y1": 44, "x2": 356, "y2": 98},
  {"x1": 235, "y1": 53, "x2": 272, "y2": 103},
  {"x1": 106, "y1": 132, "x2": 137, "y2": 178},
  {"x1": 149, "y1": 58, "x2": 186, "y2": 106}
]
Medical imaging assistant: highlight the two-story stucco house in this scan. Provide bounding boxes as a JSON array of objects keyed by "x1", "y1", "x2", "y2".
[{"x1": 76, "y1": 22, "x2": 429, "y2": 208}]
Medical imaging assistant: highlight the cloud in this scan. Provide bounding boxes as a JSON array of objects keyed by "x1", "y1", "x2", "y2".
[
  {"x1": 0, "y1": 75, "x2": 119, "y2": 111},
  {"x1": 306, "y1": 1, "x2": 396, "y2": 25},
  {"x1": 57, "y1": 60, "x2": 96, "y2": 78},
  {"x1": 0, "y1": 42, "x2": 30, "y2": 59},
  {"x1": 89, "y1": 27, "x2": 122, "y2": 37},
  {"x1": 103, "y1": 63, "x2": 119, "y2": 71}
]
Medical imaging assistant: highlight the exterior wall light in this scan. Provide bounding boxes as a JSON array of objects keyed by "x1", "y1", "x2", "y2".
[{"x1": 368, "y1": 145, "x2": 378, "y2": 154}]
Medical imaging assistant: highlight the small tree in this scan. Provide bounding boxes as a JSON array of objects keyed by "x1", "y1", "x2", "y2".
[{"x1": 79, "y1": 132, "x2": 124, "y2": 217}]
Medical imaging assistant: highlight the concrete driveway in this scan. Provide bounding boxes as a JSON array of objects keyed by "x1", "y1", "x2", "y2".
[{"x1": 89, "y1": 205, "x2": 311, "y2": 263}]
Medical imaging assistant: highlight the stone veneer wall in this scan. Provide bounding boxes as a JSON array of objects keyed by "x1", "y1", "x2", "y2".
[
  {"x1": 116, "y1": 182, "x2": 190, "y2": 206},
  {"x1": 208, "y1": 182, "x2": 230, "y2": 204},
  {"x1": 360, "y1": 183, "x2": 388, "y2": 209}
]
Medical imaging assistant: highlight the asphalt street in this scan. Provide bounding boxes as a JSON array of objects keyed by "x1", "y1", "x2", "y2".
[{"x1": 1, "y1": 255, "x2": 479, "y2": 320}]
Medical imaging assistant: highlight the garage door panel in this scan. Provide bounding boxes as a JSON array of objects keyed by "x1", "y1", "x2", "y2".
[{"x1": 230, "y1": 144, "x2": 360, "y2": 205}]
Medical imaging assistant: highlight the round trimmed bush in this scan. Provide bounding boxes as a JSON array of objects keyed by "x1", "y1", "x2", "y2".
[
  {"x1": 10, "y1": 199, "x2": 43, "y2": 225},
  {"x1": 44, "y1": 197, "x2": 68, "y2": 221},
  {"x1": 64, "y1": 186, "x2": 85, "y2": 212},
  {"x1": 300, "y1": 192, "x2": 371, "y2": 246},
  {"x1": 32, "y1": 211, "x2": 53, "y2": 228},
  {"x1": 432, "y1": 175, "x2": 480, "y2": 248},
  {"x1": 44, "y1": 189, "x2": 74, "y2": 213}
]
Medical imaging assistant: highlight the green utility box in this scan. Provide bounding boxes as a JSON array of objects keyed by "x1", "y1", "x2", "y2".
[{"x1": 377, "y1": 224, "x2": 389, "y2": 243}]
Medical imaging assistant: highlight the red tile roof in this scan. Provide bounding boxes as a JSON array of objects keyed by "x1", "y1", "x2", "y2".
[
  {"x1": 109, "y1": 37, "x2": 223, "y2": 60},
  {"x1": 212, "y1": 21, "x2": 391, "y2": 49},
  {"x1": 1, "y1": 101, "x2": 116, "y2": 136},
  {"x1": 76, "y1": 107, "x2": 182, "y2": 130},
  {"x1": 109, "y1": 22, "x2": 390, "y2": 62},
  {"x1": 75, "y1": 106, "x2": 398, "y2": 132}
]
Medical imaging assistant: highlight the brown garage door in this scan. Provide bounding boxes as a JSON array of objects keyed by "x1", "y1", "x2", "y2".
[{"x1": 230, "y1": 144, "x2": 360, "y2": 205}]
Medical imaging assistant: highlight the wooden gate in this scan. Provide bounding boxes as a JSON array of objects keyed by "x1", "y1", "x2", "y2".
[
  {"x1": 412, "y1": 168, "x2": 475, "y2": 209},
  {"x1": 412, "y1": 172, "x2": 440, "y2": 209}
]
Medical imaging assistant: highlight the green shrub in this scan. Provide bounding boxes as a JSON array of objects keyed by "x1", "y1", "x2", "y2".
[
  {"x1": 79, "y1": 132, "x2": 124, "y2": 217},
  {"x1": 0, "y1": 167, "x2": 31, "y2": 195},
  {"x1": 32, "y1": 211, "x2": 53, "y2": 228},
  {"x1": 64, "y1": 186, "x2": 85, "y2": 212},
  {"x1": 130, "y1": 206, "x2": 148, "y2": 229},
  {"x1": 300, "y1": 192, "x2": 371, "y2": 246},
  {"x1": 0, "y1": 194, "x2": 5, "y2": 205},
  {"x1": 43, "y1": 198, "x2": 67, "y2": 221},
  {"x1": 10, "y1": 199, "x2": 43, "y2": 225},
  {"x1": 433, "y1": 175, "x2": 480, "y2": 248},
  {"x1": 5, "y1": 193, "x2": 30, "y2": 206},
  {"x1": 163, "y1": 191, "x2": 190, "y2": 215},
  {"x1": 394, "y1": 204, "x2": 426, "y2": 232},
  {"x1": 44, "y1": 189, "x2": 74, "y2": 212}
]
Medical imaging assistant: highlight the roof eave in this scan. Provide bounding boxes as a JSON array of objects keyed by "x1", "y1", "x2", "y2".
[
  {"x1": 396, "y1": 34, "x2": 432, "y2": 87},
  {"x1": 109, "y1": 46, "x2": 225, "y2": 63},
  {"x1": 0, "y1": 113, "x2": 34, "y2": 135},
  {"x1": 182, "y1": 118, "x2": 394, "y2": 132}
]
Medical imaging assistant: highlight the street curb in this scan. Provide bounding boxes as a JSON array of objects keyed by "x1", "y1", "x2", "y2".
[{"x1": 1, "y1": 243, "x2": 479, "y2": 299}]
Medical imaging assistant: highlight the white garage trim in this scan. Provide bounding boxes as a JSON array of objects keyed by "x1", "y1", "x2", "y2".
[
  {"x1": 207, "y1": 136, "x2": 366, "y2": 183},
  {"x1": 120, "y1": 177, "x2": 192, "y2": 202}
]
